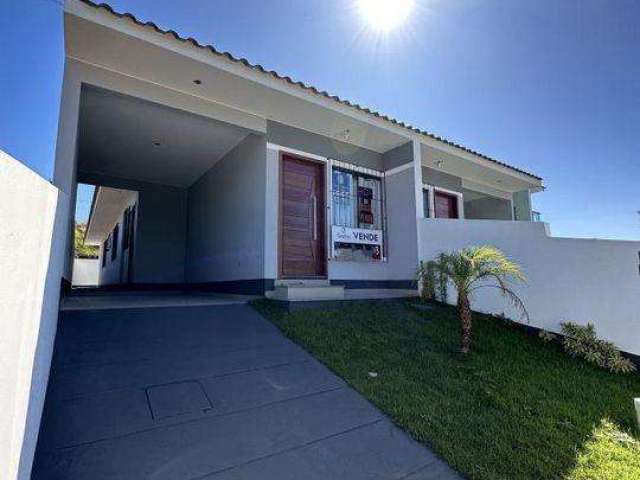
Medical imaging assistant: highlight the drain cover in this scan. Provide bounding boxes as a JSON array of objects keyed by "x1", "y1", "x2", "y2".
[{"x1": 146, "y1": 381, "x2": 212, "y2": 419}]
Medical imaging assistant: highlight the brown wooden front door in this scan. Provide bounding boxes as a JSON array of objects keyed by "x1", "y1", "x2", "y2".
[
  {"x1": 434, "y1": 191, "x2": 459, "y2": 219},
  {"x1": 280, "y1": 154, "x2": 326, "y2": 278}
]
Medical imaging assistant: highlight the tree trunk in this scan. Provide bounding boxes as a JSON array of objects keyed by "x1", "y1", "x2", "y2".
[{"x1": 458, "y1": 294, "x2": 472, "y2": 354}]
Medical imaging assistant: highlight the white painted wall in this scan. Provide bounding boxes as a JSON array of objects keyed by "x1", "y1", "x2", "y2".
[
  {"x1": 0, "y1": 151, "x2": 68, "y2": 480},
  {"x1": 420, "y1": 219, "x2": 640, "y2": 355},
  {"x1": 72, "y1": 258, "x2": 99, "y2": 286},
  {"x1": 186, "y1": 134, "x2": 267, "y2": 283}
]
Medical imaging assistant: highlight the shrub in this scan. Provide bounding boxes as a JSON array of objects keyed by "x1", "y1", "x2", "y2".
[
  {"x1": 538, "y1": 330, "x2": 557, "y2": 343},
  {"x1": 416, "y1": 255, "x2": 448, "y2": 303},
  {"x1": 560, "y1": 322, "x2": 636, "y2": 374},
  {"x1": 417, "y1": 260, "x2": 437, "y2": 301}
]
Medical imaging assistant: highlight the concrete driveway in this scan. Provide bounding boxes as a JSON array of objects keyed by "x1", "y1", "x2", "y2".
[{"x1": 33, "y1": 304, "x2": 459, "y2": 479}]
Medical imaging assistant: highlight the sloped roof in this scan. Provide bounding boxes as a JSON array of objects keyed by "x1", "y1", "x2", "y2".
[{"x1": 76, "y1": 0, "x2": 542, "y2": 181}]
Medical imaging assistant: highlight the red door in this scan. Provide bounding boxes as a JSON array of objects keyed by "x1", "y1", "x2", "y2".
[
  {"x1": 280, "y1": 154, "x2": 326, "y2": 278},
  {"x1": 434, "y1": 191, "x2": 459, "y2": 219}
]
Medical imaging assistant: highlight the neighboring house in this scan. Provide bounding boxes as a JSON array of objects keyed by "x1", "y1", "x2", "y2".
[
  {"x1": 84, "y1": 187, "x2": 138, "y2": 286},
  {"x1": 54, "y1": 1, "x2": 638, "y2": 352}
]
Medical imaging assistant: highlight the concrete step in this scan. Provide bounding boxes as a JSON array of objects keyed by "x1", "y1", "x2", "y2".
[
  {"x1": 266, "y1": 284, "x2": 345, "y2": 301},
  {"x1": 274, "y1": 279, "x2": 331, "y2": 287}
]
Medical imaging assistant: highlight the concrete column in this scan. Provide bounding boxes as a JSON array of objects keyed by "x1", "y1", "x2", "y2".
[
  {"x1": 52, "y1": 61, "x2": 83, "y2": 281},
  {"x1": 412, "y1": 139, "x2": 424, "y2": 263}
]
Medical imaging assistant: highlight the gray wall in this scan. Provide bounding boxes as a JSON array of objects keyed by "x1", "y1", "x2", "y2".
[
  {"x1": 382, "y1": 142, "x2": 413, "y2": 171},
  {"x1": 97, "y1": 197, "x2": 137, "y2": 286},
  {"x1": 98, "y1": 224, "x2": 121, "y2": 285},
  {"x1": 513, "y1": 189, "x2": 533, "y2": 221},
  {"x1": 267, "y1": 121, "x2": 383, "y2": 170},
  {"x1": 422, "y1": 166, "x2": 462, "y2": 191},
  {"x1": 79, "y1": 174, "x2": 188, "y2": 284},
  {"x1": 463, "y1": 195, "x2": 512, "y2": 220},
  {"x1": 135, "y1": 187, "x2": 187, "y2": 283},
  {"x1": 186, "y1": 134, "x2": 267, "y2": 283}
]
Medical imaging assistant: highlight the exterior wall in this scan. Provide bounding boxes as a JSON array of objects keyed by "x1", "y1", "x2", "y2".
[
  {"x1": 72, "y1": 258, "x2": 99, "y2": 286},
  {"x1": 133, "y1": 185, "x2": 186, "y2": 284},
  {"x1": 463, "y1": 195, "x2": 512, "y2": 220},
  {"x1": 186, "y1": 134, "x2": 267, "y2": 284},
  {"x1": 0, "y1": 152, "x2": 68, "y2": 480},
  {"x1": 513, "y1": 189, "x2": 533, "y2": 221},
  {"x1": 267, "y1": 121, "x2": 383, "y2": 170},
  {"x1": 419, "y1": 219, "x2": 640, "y2": 355},
  {"x1": 264, "y1": 137, "x2": 418, "y2": 287},
  {"x1": 97, "y1": 195, "x2": 137, "y2": 286},
  {"x1": 329, "y1": 166, "x2": 419, "y2": 285},
  {"x1": 382, "y1": 142, "x2": 413, "y2": 171},
  {"x1": 422, "y1": 166, "x2": 462, "y2": 191}
]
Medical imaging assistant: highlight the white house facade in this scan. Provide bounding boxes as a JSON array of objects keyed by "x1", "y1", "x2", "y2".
[
  {"x1": 56, "y1": 0, "x2": 638, "y2": 349},
  {"x1": 60, "y1": 1, "x2": 543, "y2": 297},
  {"x1": 1, "y1": 2, "x2": 638, "y2": 478}
]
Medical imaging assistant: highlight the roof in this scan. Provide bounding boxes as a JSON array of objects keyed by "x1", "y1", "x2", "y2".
[{"x1": 75, "y1": 0, "x2": 542, "y2": 182}]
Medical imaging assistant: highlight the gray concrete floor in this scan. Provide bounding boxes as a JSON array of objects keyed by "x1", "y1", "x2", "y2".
[
  {"x1": 33, "y1": 304, "x2": 459, "y2": 479},
  {"x1": 60, "y1": 292, "x2": 258, "y2": 311}
]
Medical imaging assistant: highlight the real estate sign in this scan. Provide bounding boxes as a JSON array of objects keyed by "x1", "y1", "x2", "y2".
[{"x1": 332, "y1": 225, "x2": 383, "y2": 246}]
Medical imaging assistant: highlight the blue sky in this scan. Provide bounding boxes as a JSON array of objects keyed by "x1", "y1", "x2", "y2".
[{"x1": 1, "y1": 0, "x2": 638, "y2": 238}]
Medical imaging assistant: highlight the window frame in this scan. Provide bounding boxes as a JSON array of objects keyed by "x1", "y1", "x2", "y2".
[
  {"x1": 422, "y1": 184, "x2": 464, "y2": 219},
  {"x1": 330, "y1": 162, "x2": 386, "y2": 262}
]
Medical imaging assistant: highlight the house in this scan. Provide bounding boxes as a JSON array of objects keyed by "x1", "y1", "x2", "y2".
[
  {"x1": 61, "y1": 0, "x2": 543, "y2": 300},
  {"x1": 3, "y1": 1, "x2": 639, "y2": 478},
  {"x1": 58, "y1": 1, "x2": 638, "y2": 348}
]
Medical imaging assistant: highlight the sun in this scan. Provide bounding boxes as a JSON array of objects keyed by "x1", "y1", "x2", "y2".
[{"x1": 356, "y1": 0, "x2": 415, "y2": 32}]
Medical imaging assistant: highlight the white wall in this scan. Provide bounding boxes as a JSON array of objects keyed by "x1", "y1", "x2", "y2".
[
  {"x1": 186, "y1": 134, "x2": 267, "y2": 283},
  {"x1": 420, "y1": 219, "x2": 640, "y2": 355},
  {"x1": 0, "y1": 151, "x2": 68, "y2": 480},
  {"x1": 72, "y1": 258, "x2": 99, "y2": 286}
]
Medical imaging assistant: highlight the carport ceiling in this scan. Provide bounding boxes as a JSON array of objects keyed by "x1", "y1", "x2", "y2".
[{"x1": 77, "y1": 86, "x2": 253, "y2": 187}]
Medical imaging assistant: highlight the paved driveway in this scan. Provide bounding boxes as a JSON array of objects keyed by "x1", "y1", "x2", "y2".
[{"x1": 34, "y1": 304, "x2": 459, "y2": 479}]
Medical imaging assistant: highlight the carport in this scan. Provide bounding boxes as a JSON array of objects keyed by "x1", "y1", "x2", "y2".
[{"x1": 72, "y1": 84, "x2": 268, "y2": 292}]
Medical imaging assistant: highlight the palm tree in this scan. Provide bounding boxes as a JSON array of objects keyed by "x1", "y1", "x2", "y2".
[{"x1": 424, "y1": 246, "x2": 528, "y2": 354}]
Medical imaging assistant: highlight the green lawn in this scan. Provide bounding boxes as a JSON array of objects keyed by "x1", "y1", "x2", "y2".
[{"x1": 252, "y1": 299, "x2": 640, "y2": 480}]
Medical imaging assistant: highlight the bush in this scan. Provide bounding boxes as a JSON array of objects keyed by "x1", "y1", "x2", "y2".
[
  {"x1": 560, "y1": 322, "x2": 636, "y2": 374},
  {"x1": 416, "y1": 255, "x2": 448, "y2": 303},
  {"x1": 417, "y1": 260, "x2": 437, "y2": 301},
  {"x1": 538, "y1": 330, "x2": 557, "y2": 343}
]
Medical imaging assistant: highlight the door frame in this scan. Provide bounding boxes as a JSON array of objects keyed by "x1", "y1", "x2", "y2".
[{"x1": 278, "y1": 151, "x2": 328, "y2": 279}]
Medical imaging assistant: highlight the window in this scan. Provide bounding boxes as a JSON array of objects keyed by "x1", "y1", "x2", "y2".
[
  {"x1": 122, "y1": 206, "x2": 136, "y2": 250},
  {"x1": 111, "y1": 224, "x2": 119, "y2": 261},
  {"x1": 423, "y1": 185, "x2": 463, "y2": 219},
  {"x1": 331, "y1": 167, "x2": 384, "y2": 262},
  {"x1": 423, "y1": 189, "x2": 431, "y2": 218},
  {"x1": 434, "y1": 191, "x2": 459, "y2": 219},
  {"x1": 102, "y1": 233, "x2": 111, "y2": 268}
]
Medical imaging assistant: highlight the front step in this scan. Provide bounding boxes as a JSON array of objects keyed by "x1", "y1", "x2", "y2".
[
  {"x1": 266, "y1": 282, "x2": 345, "y2": 301},
  {"x1": 274, "y1": 279, "x2": 331, "y2": 287}
]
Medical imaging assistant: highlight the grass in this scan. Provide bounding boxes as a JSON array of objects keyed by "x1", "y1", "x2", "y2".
[{"x1": 252, "y1": 299, "x2": 640, "y2": 480}]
